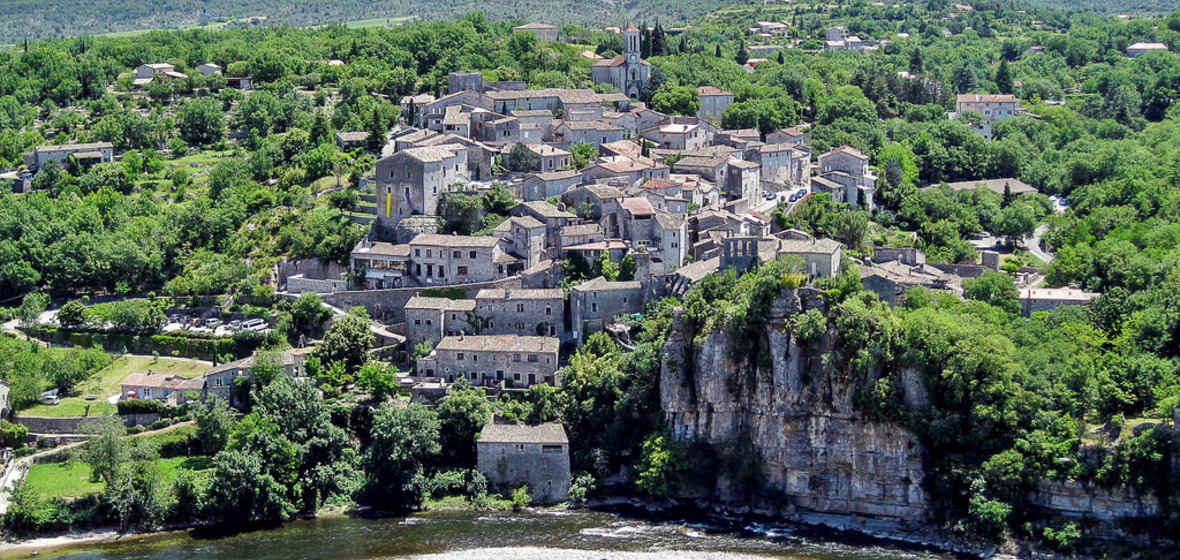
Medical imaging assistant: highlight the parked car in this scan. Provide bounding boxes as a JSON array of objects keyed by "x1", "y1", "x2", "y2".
[
  {"x1": 242, "y1": 318, "x2": 268, "y2": 332},
  {"x1": 205, "y1": 318, "x2": 222, "y2": 328},
  {"x1": 229, "y1": 320, "x2": 242, "y2": 331},
  {"x1": 789, "y1": 194, "x2": 798, "y2": 203}
]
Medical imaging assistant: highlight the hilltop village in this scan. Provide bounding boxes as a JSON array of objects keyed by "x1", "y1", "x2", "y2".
[{"x1": 0, "y1": 2, "x2": 1178, "y2": 555}]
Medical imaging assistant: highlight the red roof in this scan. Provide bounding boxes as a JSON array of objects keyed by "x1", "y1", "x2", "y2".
[
  {"x1": 620, "y1": 197, "x2": 655, "y2": 216},
  {"x1": 643, "y1": 178, "x2": 682, "y2": 190}
]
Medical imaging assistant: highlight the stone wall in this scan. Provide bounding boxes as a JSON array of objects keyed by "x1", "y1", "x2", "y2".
[
  {"x1": 15, "y1": 413, "x2": 160, "y2": 434},
  {"x1": 323, "y1": 276, "x2": 522, "y2": 324},
  {"x1": 660, "y1": 291, "x2": 929, "y2": 522},
  {"x1": 477, "y1": 441, "x2": 570, "y2": 504}
]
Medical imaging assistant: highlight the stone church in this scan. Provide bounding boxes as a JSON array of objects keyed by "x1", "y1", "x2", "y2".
[{"x1": 591, "y1": 24, "x2": 651, "y2": 99}]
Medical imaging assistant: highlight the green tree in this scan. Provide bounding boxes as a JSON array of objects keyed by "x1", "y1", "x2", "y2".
[
  {"x1": 315, "y1": 311, "x2": 375, "y2": 374},
  {"x1": 56, "y1": 299, "x2": 87, "y2": 329},
  {"x1": 437, "y1": 389, "x2": 492, "y2": 467},
  {"x1": 995, "y1": 59, "x2": 1013, "y2": 95},
  {"x1": 363, "y1": 404, "x2": 441, "y2": 508},
  {"x1": 290, "y1": 292, "x2": 332, "y2": 335},
  {"x1": 505, "y1": 142, "x2": 539, "y2": 172},
  {"x1": 357, "y1": 361, "x2": 396, "y2": 400},
  {"x1": 194, "y1": 396, "x2": 234, "y2": 455},
  {"x1": 651, "y1": 85, "x2": 701, "y2": 117},
  {"x1": 16, "y1": 292, "x2": 48, "y2": 327},
  {"x1": 963, "y1": 270, "x2": 1020, "y2": 314},
  {"x1": 569, "y1": 141, "x2": 598, "y2": 170},
  {"x1": 178, "y1": 97, "x2": 224, "y2": 145},
  {"x1": 635, "y1": 432, "x2": 687, "y2": 498},
  {"x1": 364, "y1": 107, "x2": 388, "y2": 154},
  {"x1": 993, "y1": 203, "x2": 1036, "y2": 247}
]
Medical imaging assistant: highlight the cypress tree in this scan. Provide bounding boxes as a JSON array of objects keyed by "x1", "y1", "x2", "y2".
[
  {"x1": 715, "y1": 44, "x2": 723, "y2": 58},
  {"x1": 996, "y1": 59, "x2": 1013, "y2": 94}
]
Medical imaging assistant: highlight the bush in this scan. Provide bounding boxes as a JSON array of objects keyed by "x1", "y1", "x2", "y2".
[
  {"x1": 0, "y1": 420, "x2": 29, "y2": 447},
  {"x1": 425, "y1": 469, "x2": 489, "y2": 501},
  {"x1": 511, "y1": 486, "x2": 531, "y2": 510},
  {"x1": 568, "y1": 472, "x2": 596, "y2": 506}
]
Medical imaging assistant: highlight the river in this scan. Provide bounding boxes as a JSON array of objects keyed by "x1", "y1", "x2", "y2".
[{"x1": 20, "y1": 509, "x2": 959, "y2": 560}]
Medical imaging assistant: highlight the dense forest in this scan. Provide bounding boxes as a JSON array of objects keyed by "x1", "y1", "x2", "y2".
[
  {"x1": 0, "y1": 0, "x2": 751, "y2": 44},
  {"x1": 0, "y1": 0, "x2": 1178, "y2": 553}
]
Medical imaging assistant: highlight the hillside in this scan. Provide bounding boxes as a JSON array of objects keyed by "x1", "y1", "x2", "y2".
[{"x1": 0, "y1": 0, "x2": 747, "y2": 43}]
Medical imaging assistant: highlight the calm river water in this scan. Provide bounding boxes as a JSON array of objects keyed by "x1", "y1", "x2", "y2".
[{"x1": 28, "y1": 509, "x2": 957, "y2": 560}]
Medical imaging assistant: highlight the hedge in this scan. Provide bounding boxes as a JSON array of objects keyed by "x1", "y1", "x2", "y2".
[{"x1": 24, "y1": 325, "x2": 264, "y2": 362}]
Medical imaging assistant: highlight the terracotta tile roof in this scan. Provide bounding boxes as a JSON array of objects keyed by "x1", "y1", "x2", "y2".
[
  {"x1": 620, "y1": 197, "x2": 655, "y2": 216},
  {"x1": 411, "y1": 233, "x2": 502, "y2": 247},
  {"x1": 956, "y1": 93, "x2": 1019, "y2": 104}
]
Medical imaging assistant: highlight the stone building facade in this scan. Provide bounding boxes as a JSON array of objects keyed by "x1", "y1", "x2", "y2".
[
  {"x1": 473, "y1": 288, "x2": 567, "y2": 341},
  {"x1": 416, "y1": 335, "x2": 560, "y2": 388},
  {"x1": 477, "y1": 420, "x2": 570, "y2": 504},
  {"x1": 570, "y1": 276, "x2": 645, "y2": 345}
]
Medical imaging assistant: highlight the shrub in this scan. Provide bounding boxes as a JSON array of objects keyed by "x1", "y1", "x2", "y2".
[{"x1": 511, "y1": 486, "x2": 531, "y2": 510}]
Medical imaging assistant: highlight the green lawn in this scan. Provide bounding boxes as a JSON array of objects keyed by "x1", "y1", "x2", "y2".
[
  {"x1": 21, "y1": 356, "x2": 207, "y2": 418},
  {"x1": 24, "y1": 456, "x2": 214, "y2": 500}
]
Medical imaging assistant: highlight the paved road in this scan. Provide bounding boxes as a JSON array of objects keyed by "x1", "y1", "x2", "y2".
[{"x1": 1024, "y1": 224, "x2": 1054, "y2": 264}]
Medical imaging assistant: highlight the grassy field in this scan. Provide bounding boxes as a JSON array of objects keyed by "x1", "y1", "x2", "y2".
[
  {"x1": 24, "y1": 456, "x2": 214, "y2": 500},
  {"x1": 21, "y1": 356, "x2": 207, "y2": 418},
  {"x1": 342, "y1": 16, "x2": 417, "y2": 29}
]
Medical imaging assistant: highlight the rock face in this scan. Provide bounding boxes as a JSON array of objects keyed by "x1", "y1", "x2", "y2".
[{"x1": 660, "y1": 290, "x2": 929, "y2": 522}]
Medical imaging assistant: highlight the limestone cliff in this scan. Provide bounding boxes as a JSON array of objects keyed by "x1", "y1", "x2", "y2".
[{"x1": 659, "y1": 289, "x2": 929, "y2": 522}]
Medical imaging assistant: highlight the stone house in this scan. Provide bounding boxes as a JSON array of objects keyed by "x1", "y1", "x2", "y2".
[
  {"x1": 400, "y1": 93, "x2": 437, "y2": 127},
  {"x1": 620, "y1": 197, "x2": 656, "y2": 247},
  {"x1": 643, "y1": 121, "x2": 711, "y2": 151},
  {"x1": 134, "y1": 63, "x2": 186, "y2": 80},
  {"x1": 559, "y1": 223, "x2": 606, "y2": 251},
  {"x1": 570, "y1": 276, "x2": 645, "y2": 345},
  {"x1": 442, "y1": 105, "x2": 472, "y2": 138},
  {"x1": 654, "y1": 211, "x2": 688, "y2": 268},
  {"x1": 745, "y1": 143, "x2": 810, "y2": 186},
  {"x1": 416, "y1": 335, "x2": 560, "y2": 388},
  {"x1": 725, "y1": 159, "x2": 762, "y2": 202},
  {"x1": 408, "y1": 233, "x2": 508, "y2": 286},
  {"x1": 488, "y1": 89, "x2": 603, "y2": 115},
  {"x1": 413, "y1": 133, "x2": 496, "y2": 181},
  {"x1": 523, "y1": 170, "x2": 583, "y2": 202},
  {"x1": 473, "y1": 288, "x2": 566, "y2": 341},
  {"x1": 1126, "y1": 42, "x2": 1168, "y2": 58},
  {"x1": 335, "y1": 131, "x2": 370, "y2": 151},
  {"x1": 552, "y1": 121, "x2": 624, "y2": 148},
  {"x1": 696, "y1": 86, "x2": 735, "y2": 121},
  {"x1": 196, "y1": 63, "x2": 222, "y2": 76},
  {"x1": 350, "y1": 240, "x2": 410, "y2": 289},
  {"x1": 527, "y1": 144, "x2": 571, "y2": 172},
  {"x1": 512, "y1": 200, "x2": 578, "y2": 249},
  {"x1": 512, "y1": 23, "x2": 559, "y2": 42},
  {"x1": 1020, "y1": 288, "x2": 1099, "y2": 317},
  {"x1": 816, "y1": 146, "x2": 876, "y2": 210},
  {"x1": 375, "y1": 146, "x2": 468, "y2": 233},
  {"x1": 404, "y1": 296, "x2": 476, "y2": 353},
  {"x1": 204, "y1": 351, "x2": 304, "y2": 409},
  {"x1": 32, "y1": 142, "x2": 114, "y2": 169},
  {"x1": 122, "y1": 372, "x2": 205, "y2": 405},
  {"x1": 777, "y1": 238, "x2": 844, "y2": 277},
  {"x1": 583, "y1": 156, "x2": 669, "y2": 186},
  {"x1": 766, "y1": 127, "x2": 811, "y2": 145},
  {"x1": 562, "y1": 184, "x2": 626, "y2": 236},
  {"x1": 505, "y1": 216, "x2": 547, "y2": 269},
  {"x1": 477, "y1": 420, "x2": 570, "y2": 504},
  {"x1": 423, "y1": 91, "x2": 494, "y2": 131},
  {"x1": 952, "y1": 93, "x2": 1021, "y2": 139}
]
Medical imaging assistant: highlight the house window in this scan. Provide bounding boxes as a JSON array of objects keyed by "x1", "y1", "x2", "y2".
[
  {"x1": 472, "y1": 355, "x2": 478, "y2": 363},
  {"x1": 623, "y1": 297, "x2": 628, "y2": 304},
  {"x1": 427, "y1": 249, "x2": 433, "y2": 258},
  {"x1": 528, "y1": 354, "x2": 538, "y2": 363},
  {"x1": 457, "y1": 353, "x2": 465, "y2": 361},
  {"x1": 453, "y1": 251, "x2": 461, "y2": 258},
  {"x1": 470, "y1": 250, "x2": 476, "y2": 258},
  {"x1": 516, "y1": 303, "x2": 525, "y2": 313},
  {"x1": 545, "y1": 306, "x2": 552, "y2": 316},
  {"x1": 514, "y1": 373, "x2": 521, "y2": 381},
  {"x1": 415, "y1": 249, "x2": 421, "y2": 257},
  {"x1": 415, "y1": 319, "x2": 421, "y2": 325},
  {"x1": 591, "y1": 302, "x2": 598, "y2": 314},
  {"x1": 542, "y1": 445, "x2": 563, "y2": 454},
  {"x1": 216, "y1": 378, "x2": 223, "y2": 387},
  {"x1": 514, "y1": 354, "x2": 521, "y2": 362},
  {"x1": 457, "y1": 266, "x2": 468, "y2": 276},
  {"x1": 515, "y1": 444, "x2": 526, "y2": 452},
  {"x1": 515, "y1": 322, "x2": 524, "y2": 330}
]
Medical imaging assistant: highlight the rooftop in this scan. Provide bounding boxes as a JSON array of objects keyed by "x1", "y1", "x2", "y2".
[
  {"x1": 519, "y1": 200, "x2": 576, "y2": 219},
  {"x1": 476, "y1": 288, "x2": 563, "y2": 300},
  {"x1": 778, "y1": 237, "x2": 844, "y2": 256},
  {"x1": 36, "y1": 141, "x2": 114, "y2": 152},
  {"x1": 436, "y1": 334, "x2": 560, "y2": 353},
  {"x1": 122, "y1": 372, "x2": 205, "y2": 392},
  {"x1": 405, "y1": 296, "x2": 476, "y2": 311},
  {"x1": 956, "y1": 93, "x2": 1019, "y2": 104},
  {"x1": 479, "y1": 421, "x2": 568, "y2": 444},
  {"x1": 620, "y1": 197, "x2": 655, "y2": 216},
  {"x1": 696, "y1": 86, "x2": 732, "y2": 96},
  {"x1": 572, "y1": 275, "x2": 642, "y2": 292},
  {"x1": 411, "y1": 233, "x2": 503, "y2": 248}
]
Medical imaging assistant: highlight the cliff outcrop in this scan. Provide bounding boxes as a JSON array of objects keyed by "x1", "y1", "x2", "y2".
[{"x1": 660, "y1": 289, "x2": 929, "y2": 522}]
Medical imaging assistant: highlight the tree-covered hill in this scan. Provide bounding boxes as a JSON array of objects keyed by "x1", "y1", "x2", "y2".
[{"x1": 0, "y1": 0, "x2": 749, "y2": 43}]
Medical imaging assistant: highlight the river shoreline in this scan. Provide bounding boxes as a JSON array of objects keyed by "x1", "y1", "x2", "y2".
[{"x1": 0, "y1": 501, "x2": 996, "y2": 560}]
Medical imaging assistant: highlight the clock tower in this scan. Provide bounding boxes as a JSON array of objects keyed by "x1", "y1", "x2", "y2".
[{"x1": 592, "y1": 23, "x2": 651, "y2": 99}]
